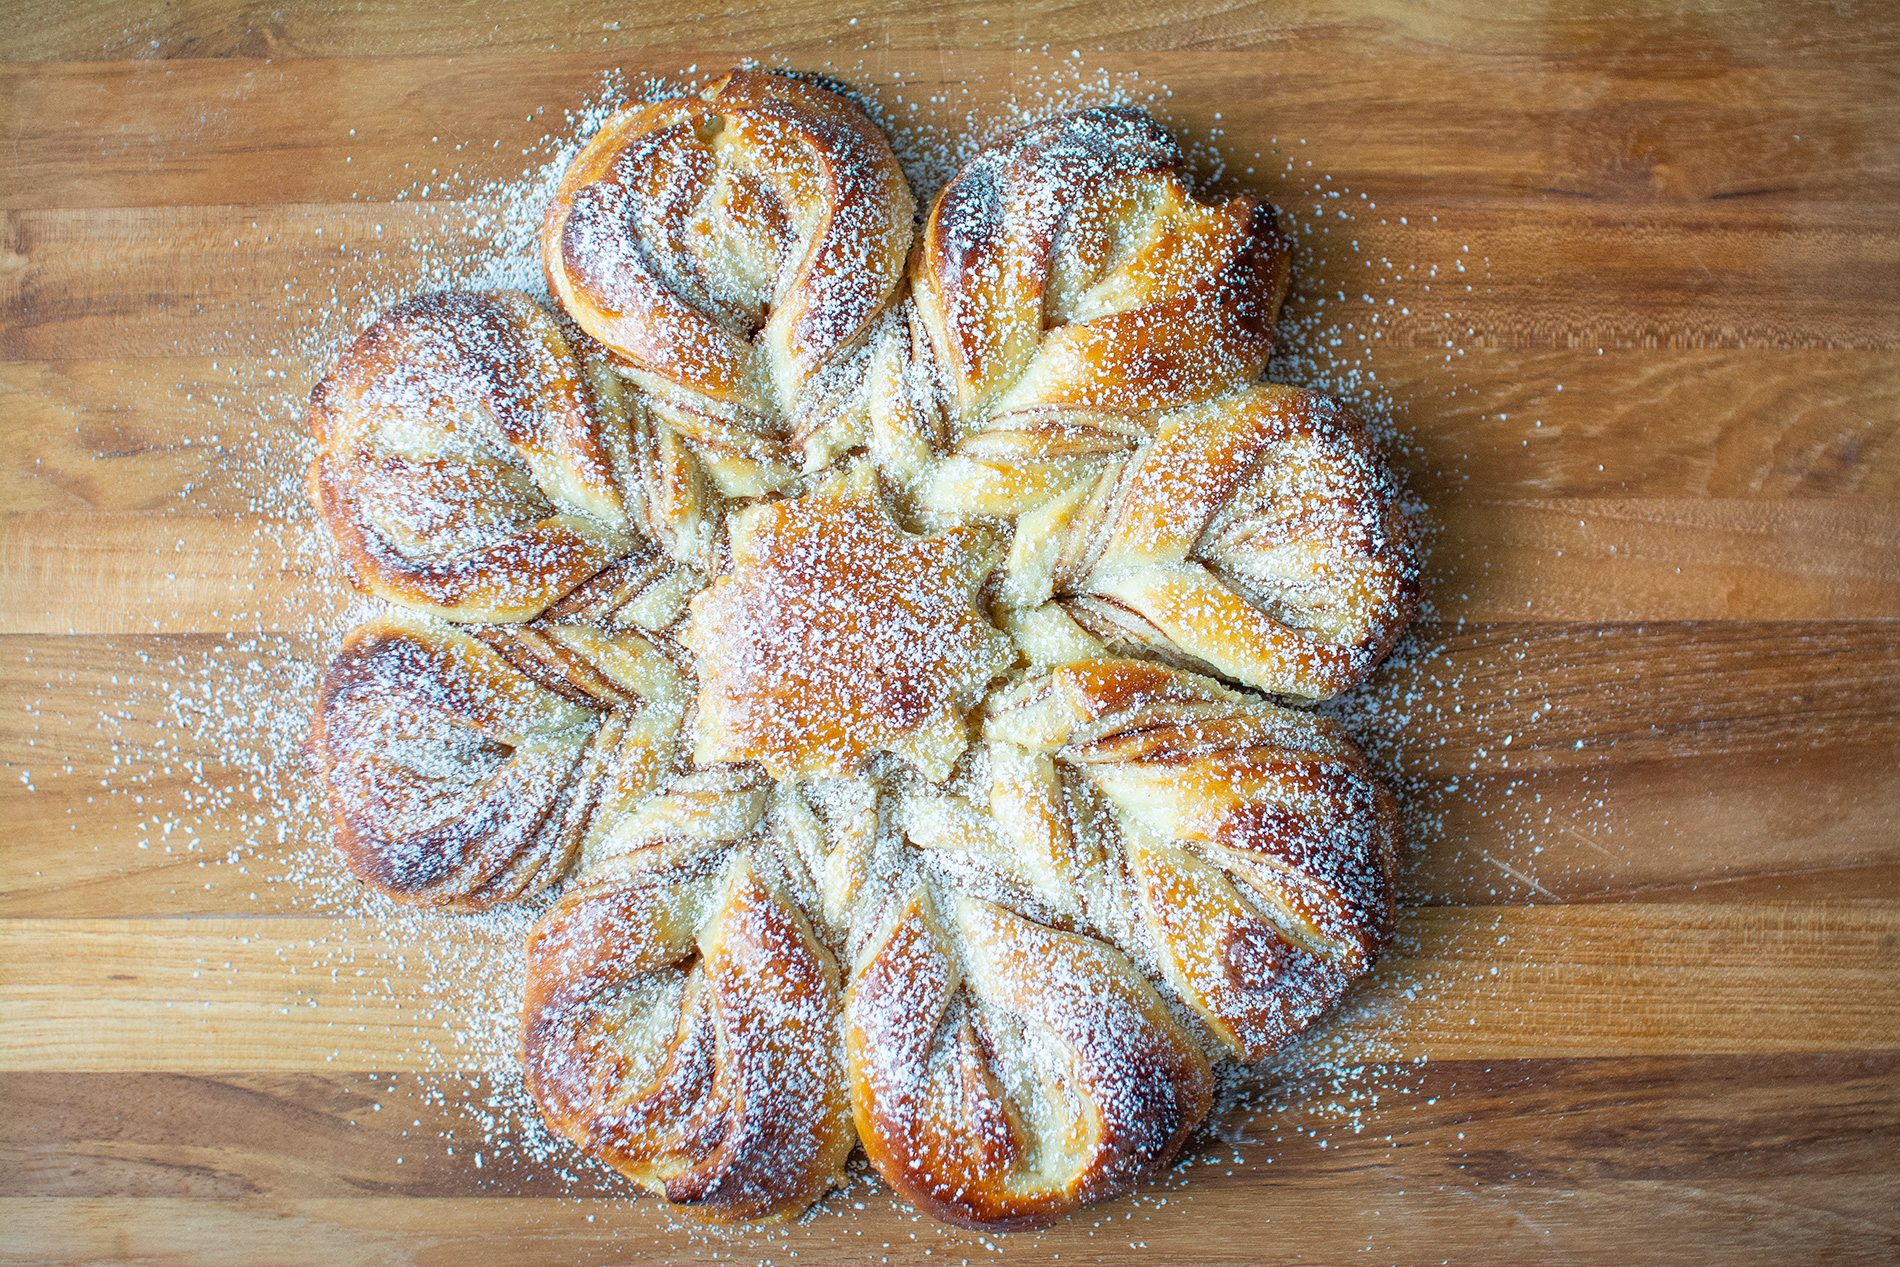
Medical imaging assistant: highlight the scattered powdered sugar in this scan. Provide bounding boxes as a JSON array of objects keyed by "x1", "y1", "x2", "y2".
[{"x1": 3, "y1": 49, "x2": 1611, "y2": 1257}]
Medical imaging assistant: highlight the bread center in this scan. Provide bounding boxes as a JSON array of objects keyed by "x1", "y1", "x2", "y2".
[{"x1": 681, "y1": 462, "x2": 1015, "y2": 781}]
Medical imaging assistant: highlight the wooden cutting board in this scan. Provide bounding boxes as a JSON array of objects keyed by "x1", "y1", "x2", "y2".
[{"x1": 2, "y1": 3, "x2": 1896, "y2": 1262}]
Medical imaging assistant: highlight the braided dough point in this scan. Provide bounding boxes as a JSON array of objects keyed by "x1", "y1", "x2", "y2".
[
  {"x1": 308, "y1": 613, "x2": 684, "y2": 910},
  {"x1": 523, "y1": 847, "x2": 855, "y2": 1222},
  {"x1": 308, "y1": 290, "x2": 638, "y2": 624},
  {"x1": 543, "y1": 71, "x2": 916, "y2": 487},
  {"x1": 915, "y1": 106, "x2": 1291, "y2": 432},
  {"x1": 846, "y1": 888, "x2": 1214, "y2": 1230},
  {"x1": 1012, "y1": 383, "x2": 1421, "y2": 700},
  {"x1": 985, "y1": 658, "x2": 1400, "y2": 1060}
]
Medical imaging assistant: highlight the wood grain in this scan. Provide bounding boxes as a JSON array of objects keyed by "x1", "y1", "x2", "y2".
[
  {"x1": 9, "y1": 1054, "x2": 1896, "y2": 1200},
  {"x1": 4, "y1": 1185, "x2": 1894, "y2": 1267},
  {"x1": 2, "y1": 0, "x2": 1896, "y2": 1261},
  {"x1": 4, "y1": 904, "x2": 1895, "y2": 1072},
  {"x1": 8, "y1": 200, "x2": 1897, "y2": 359},
  {"x1": 7, "y1": 0, "x2": 1899, "y2": 76},
  {"x1": 3, "y1": 1055, "x2": 1894, "y2": 1265},
  {"x1": 7, "y1": 41, "x2": 1899, "y2": 207}
]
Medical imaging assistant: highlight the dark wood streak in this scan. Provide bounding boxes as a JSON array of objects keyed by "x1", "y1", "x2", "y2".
[
  {"x1": 6, "y1": 1053, "x2": 1892, "y2": 1199},
  {"x1": 3, "y1": 2, "x2": 1897, "y2": 1260}
]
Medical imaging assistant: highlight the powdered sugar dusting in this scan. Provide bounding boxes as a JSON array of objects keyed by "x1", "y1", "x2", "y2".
[{"x1": 0, "y1": 48, "x2": 1603, "y2": 1254}]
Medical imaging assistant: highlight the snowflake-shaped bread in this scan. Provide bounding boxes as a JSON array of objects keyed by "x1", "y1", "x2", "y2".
[{"x1": 307, "y1": 70, "x2": 1418, "y2": 1230}]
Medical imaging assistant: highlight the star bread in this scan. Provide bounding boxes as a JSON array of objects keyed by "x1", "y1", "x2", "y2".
[{"x1": 306, "y1": 69, "x2": 1419, "y2": 1230}]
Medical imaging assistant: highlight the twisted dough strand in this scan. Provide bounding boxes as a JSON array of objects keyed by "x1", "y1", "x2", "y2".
[
  {"x1": 544, "y1": 71, "x2": 916, "y2": 486},
  {"x1": 1006, "y1": 383, "x2": 1421, "y2": 699},
  {"x1": 523, "y1": 848, "x2": 854, "y2": 1222},
  {"x1": 985, "y1": 657, "x2": 1400, "y2": 1059},
  {"x1": 309, "y1": 613, "x2": 684, "y2": 909},
  {"x1": 308, "y1": 290, "x2": 639, "y2": 623},
  {"x1": 845, "y1": 887, "x2": 1213, "y2": 1230},
  {"x1": 914, "y1": 106, "x2": 1291, "y2": 434}
]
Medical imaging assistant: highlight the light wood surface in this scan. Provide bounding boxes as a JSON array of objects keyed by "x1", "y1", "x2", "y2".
[{"x1": 2, "y1": 2, "x2": 1896, "y2": 1262}]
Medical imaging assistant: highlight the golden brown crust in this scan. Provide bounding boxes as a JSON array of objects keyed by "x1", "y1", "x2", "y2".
[
  {"x1": 308, "y1": 613, "x2": 684, "y2": 910},
  {"x1": 306, "y1": 75, "x2": 1418, "y2": 1233},
  {"x1": 307, "y1": 290, "x2": 638, "y2": 624},
  {"x1": 522, "y1": 850, "x2": 856, "y2": 1222},
  {"x1": 680, "y1": 462, "x2": 1014, "y2": 781},
  {"x1": 913, "y1": 106, "x2": 1292, "y2": 433},
  {"x1": 1008, "y1": 383, "x2": 1421, "y2": 700},
  {"x1": 541, "y1": 71, "x2": 915, "y2": 480},
  {"x1": 844, "y1": 889, "x2": 1213, "y2": 1230},
  {"x1": 984, "y1": 658, "x2": 1400, "y2": 1061}
]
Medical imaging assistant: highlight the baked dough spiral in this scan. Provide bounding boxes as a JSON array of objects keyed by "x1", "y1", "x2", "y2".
[
  {"x1": 1006, "y1": 382, "x2": 1421, "y2": 699},
  {"x1": 913, "y1": 105, "x2": 1291, "y2": 440},
  {"x1": 308, "y1": 612, "x2": 684, "y2": 909},
  {"x1": 543, "y1": 70, "x2": 915, "y2": 489},
  {"x1": 522, "y1": 796, "x2": 854, "y2": 1221},
  {"x1": 306, "y1": 70, "x2": 1419, "y2": 1230},
  {"x1": 307, "y1": 290, "x2": 641, "y2": 623}
]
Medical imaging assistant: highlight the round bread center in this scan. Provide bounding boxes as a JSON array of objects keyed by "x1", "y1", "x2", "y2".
[{"x1": 681, "y1": 464, "x2": 1015, "y2": 781}]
